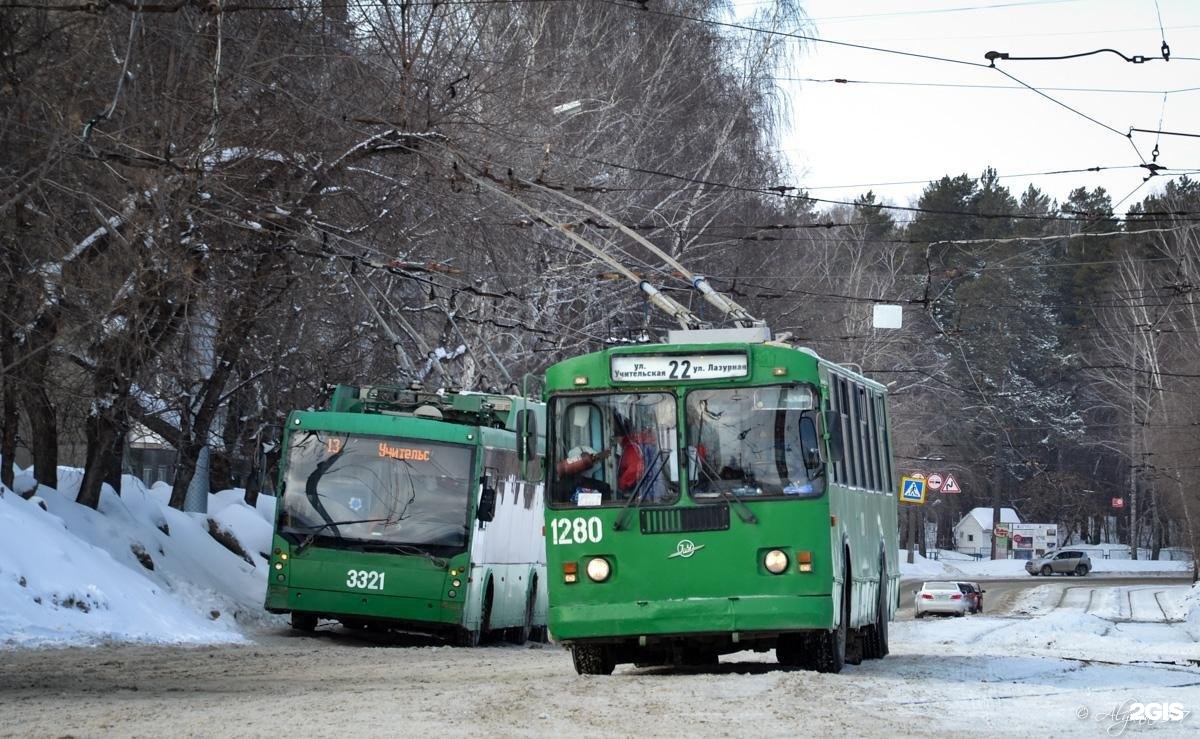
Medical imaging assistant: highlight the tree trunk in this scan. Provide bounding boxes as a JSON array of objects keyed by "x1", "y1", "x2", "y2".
[
  {"x1": 24, "y1": 386, "x2": 59, "y2": 490},
  {"x1": 0, "y1": 376, "x2": 15, "y2": 492},
  {"x1": 168, "y1": 439, "x2": 203, "y2": 510},
  {"x1": 77, "y1": 408, "x2": 124, "y2": 509}
]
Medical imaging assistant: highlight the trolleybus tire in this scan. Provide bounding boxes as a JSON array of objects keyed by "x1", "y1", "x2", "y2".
[
  {"x1": 775, "y1": 633, "x2": 813, "y2": 668},
  {"x1": 571, "y1": 644, "x2": 615, "y2": 675},
  {"x1": 290, "y1": 612, "x2": 317, "y2": 632},
  {"x1": 507, "y1": 586, "x2": 535, "y2": 645},
  {"x1": 864, "y1": 563, "x2": 890, "y2": 659},
  {"x1": 815, "y1": 571, "x2": 849, "y2": 673}
]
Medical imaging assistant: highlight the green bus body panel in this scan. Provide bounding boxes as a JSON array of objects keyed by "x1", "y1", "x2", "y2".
[
  {"x1": 265, "y1": 535, "x2": 464, "y2": 626},
  {"x1": 545, "y1": 501, "x2": 835, "y2": 640},
  {"x1": 286, "y1": 409, "x2": 482, "y2": 445},
  {"x1": 542, "y1": 341, "x2": 899, "y2": 645}
]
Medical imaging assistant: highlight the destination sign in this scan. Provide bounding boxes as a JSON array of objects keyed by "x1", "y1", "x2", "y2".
[{"x1": 610, "y1": 353, "x2": 749, "y2": 383}]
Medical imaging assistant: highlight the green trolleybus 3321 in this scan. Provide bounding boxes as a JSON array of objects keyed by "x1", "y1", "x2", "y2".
[
  {"x1": 265, "y1": 383, "x2": 547, "y2": 645},
  {"x1": 543, "y1": 327, "x2": 898, "y2": 673}
]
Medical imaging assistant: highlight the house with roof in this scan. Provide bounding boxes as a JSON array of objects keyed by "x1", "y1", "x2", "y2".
[{"x1": 954, "y1": 506, "x2": 1021, "y2": 555}]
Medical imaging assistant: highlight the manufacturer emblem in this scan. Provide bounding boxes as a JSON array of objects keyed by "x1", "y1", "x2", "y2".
[
  {"x1": 668, "y1": 539, "x2": 705, "y2": 559},
  {"x1": 348, "y1": 497, "x2": 363, "y2": 512}
]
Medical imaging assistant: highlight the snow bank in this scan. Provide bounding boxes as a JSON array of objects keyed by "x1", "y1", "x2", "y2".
[{"x1": 0, "y1": 470, "x2": 281, "y2": 648}]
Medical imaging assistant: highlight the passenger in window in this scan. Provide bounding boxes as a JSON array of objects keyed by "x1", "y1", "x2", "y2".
[{"x1": 613, "y1": 413, "x2": 668, "y2": 503}]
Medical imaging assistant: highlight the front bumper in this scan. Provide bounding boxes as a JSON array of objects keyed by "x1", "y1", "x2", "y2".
[{"x1": 549, "y1": 592, "x2": 833, "y2": 642}]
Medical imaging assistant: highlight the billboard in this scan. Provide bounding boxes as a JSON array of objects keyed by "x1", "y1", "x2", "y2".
[{"x1": 1009, "y1": 523, "x2": 1058, "y2": 553}]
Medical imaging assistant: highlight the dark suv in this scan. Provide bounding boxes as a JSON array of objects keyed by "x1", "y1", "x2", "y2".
[{"x1": 1025, "y1": 550, "x2": 1091, "y2": 576}]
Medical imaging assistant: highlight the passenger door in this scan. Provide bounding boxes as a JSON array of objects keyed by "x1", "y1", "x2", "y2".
[{"x1": 1053, "y1": 551, "x2": 1075, "y2": 574}]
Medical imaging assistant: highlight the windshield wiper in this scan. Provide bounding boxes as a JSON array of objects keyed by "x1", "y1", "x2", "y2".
[
  {"x1": 293, "y1": 517, "x2": 394, "y2": 554},
  {"x1": 720, "y1": 481, "x2": 759, "y2": 525},
  {"x1": 613, "y1": 449, "x2": 671, "y2": 532},
  {"x1": 692, "y1": 457, "x2": 758, "y2": 524},
  {"x1": 363, "y1": 542, "x2": 449, "y2": 569}
]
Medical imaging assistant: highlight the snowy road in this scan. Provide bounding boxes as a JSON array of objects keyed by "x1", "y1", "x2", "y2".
[{"x1": 1, "y1": 577, "x2": 1197, "y2": 738}]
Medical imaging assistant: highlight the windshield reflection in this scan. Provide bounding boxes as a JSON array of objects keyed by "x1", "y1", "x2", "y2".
[
  {"x1": 686, "y1": 385, "x2": 825, "y2": 499},
  {"x1": 279, "y1": 431, "x2": 473, "y2": 550}
]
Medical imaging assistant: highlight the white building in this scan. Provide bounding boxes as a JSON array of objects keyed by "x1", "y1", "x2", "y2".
[{"x1": 954, "y1": 506, "x2": 1021, "y2": 556}]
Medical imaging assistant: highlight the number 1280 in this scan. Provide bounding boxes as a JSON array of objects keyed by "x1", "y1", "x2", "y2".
[{"x1": 551, "y1": 517, "x2": 603, "y2": 545}]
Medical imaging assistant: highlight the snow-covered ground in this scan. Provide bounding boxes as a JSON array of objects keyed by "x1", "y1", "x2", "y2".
[
  {"x1": 2, "y1": 468, "x2": 1198, "y2": 736},
  {"x1": 900, "y1": 548, "x2": 1194, "y2": 580}
]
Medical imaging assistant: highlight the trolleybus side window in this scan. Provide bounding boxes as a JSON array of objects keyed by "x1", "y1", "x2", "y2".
[
  {"x1": 876, "y1": 394, "x2": 894, "y2": 492},
  {"x1": 858, "y1": 386, "x2": 877, "y2": 491}
]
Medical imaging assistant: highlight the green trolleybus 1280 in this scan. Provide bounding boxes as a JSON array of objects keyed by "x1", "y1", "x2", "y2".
[
  {"x1": 542, "y1": 327, "x2": 898, "y2": 674},
  {"x1": 265, "y1": 383, "x2": 547, "y2": 645}
]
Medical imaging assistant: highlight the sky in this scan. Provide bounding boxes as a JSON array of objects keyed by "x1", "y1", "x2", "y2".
[{"x1": 776, "y1": 0, "x2": 1200, "y2": 212}]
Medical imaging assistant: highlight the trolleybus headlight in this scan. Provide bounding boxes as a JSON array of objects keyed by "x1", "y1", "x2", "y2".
[
  {"x1": 764, "y1": 549, "x2": 789, "y2": 574},
  {"x1": 585, "y1": 557, "x2": 611, "y2": 583},
  {"x1": 274, "y1": 562, "x2": 284, "y2": 571}
]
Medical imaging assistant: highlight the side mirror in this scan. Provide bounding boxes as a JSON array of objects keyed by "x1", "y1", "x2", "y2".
[
  {"x1": 798, "y1": 414, "x2": 822, "y2": 470},
  {"x1": 822, "y1": 410, "x2": 845, "y2": 463},
  {"x1": 477, "y1": 484, "x2": 496, "y2": 522}
]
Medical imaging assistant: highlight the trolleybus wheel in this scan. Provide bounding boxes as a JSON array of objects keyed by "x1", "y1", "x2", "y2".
[
  {"x1": 571, "y1": 644, "x2": 615, "y2": 675},
  {"x1": 507, "y1": 586, "x2": 535, "y2": 645},
  {"x1": 815, "y1": 571, "x2": 849, "y2": 673},
  {"x1": 776, "y1": 633, "x2": 811, "y2": 668},
  {"x1": 865, "y1": 563, "x2": 889, "y2": 659},
  {"x1": 290, "y1": 612, "x2": 317, "y2": 632}
]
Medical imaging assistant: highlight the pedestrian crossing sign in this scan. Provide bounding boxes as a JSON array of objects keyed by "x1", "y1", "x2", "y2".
[{"x1": 899, "y1": 475, "x2": 926, "y2": 504}]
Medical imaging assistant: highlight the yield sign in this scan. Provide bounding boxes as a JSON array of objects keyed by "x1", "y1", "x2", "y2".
[
  {"x1": 927, "y1": 473, "x2": 944, "y2": 491},
  {"x1": 940, "y1": 474, "x2": 962, "y2": 494}
]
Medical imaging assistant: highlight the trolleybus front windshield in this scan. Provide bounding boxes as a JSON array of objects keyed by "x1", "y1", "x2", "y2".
[
  {"x1": 685, "y1": 384, "x2": 826, "y2": 500},
  {"x1": 279, "y1": 431, "x2": 474, "y2": 550},
  {"x1": 549, "y1": 392, "x2": 679, "y2": 507}
]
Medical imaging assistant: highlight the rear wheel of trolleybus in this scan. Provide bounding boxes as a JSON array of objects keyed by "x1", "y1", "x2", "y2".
[
  {"x1": 571, "y1": 644, "x2": 616, "y2": 675},
  {"x1": 863, "y1": 559, "x2": 890, "y2": 659},
  {"x1": 506, "y1": 583, "x2": 536, "y2": 646},
  {"x1": 290, "y1": 612, "x2": 317, "y2": 632}
]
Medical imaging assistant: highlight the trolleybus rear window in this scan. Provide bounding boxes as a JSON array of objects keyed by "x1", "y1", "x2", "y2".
[
  {"x1": 685, "y1": 384, "x2": 826, "y2": 500},
  {"x1": 279, "y1": 431, "x2": 474, "y2": 551}
]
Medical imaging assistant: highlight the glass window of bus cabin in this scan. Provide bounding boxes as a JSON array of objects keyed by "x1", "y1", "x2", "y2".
[
  {"x1": 837, "y1": 377, "x2": 858, "y2": 488},
  {"x1": 549, "y1": 393, "x2": 679, "y2": 507},
  {"x1": 278, "y1": 431, "x2": 474, "y2": 552},
  {"x1": 858, "y1": 386, "x2": 878, "y2": 491},
  {"x1": 827, "y1": 376, "x2": 845, "y2": 486},
  {"x1": 875, "y1": 393, "x2": 894, "y2": 492},
  {"x1": 685, "y1": 384, "x2": 826, "y2": 500}
]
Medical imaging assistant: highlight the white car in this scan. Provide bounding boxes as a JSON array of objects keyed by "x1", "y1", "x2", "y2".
[{"x1": 914, "y1": 581, "x2": 969, "y2": 618}]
